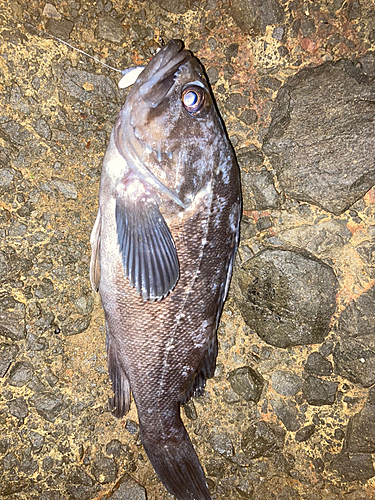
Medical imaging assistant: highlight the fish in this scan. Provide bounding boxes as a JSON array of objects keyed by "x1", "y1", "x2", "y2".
[{"x1": 90, "y1": 39, "x2": 241, "y2": 500}]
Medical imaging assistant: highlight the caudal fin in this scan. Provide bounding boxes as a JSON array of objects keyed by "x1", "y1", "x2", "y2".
[{"x1": 140, "y1": 421, "x2": 212, "y2": 500}]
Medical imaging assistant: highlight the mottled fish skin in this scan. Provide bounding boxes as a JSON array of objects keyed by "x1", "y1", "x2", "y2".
[{"x1": 90, "y1": 40, "x2": 241, "y2": 500}]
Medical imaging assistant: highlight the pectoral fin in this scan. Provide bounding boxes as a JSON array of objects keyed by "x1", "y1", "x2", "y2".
[
  {"x1": 90, "y1": 209, "x2": 101, "y2": 292},
  {"x1": 115, "y1": 176, "x2": 179, "y2": 301}
]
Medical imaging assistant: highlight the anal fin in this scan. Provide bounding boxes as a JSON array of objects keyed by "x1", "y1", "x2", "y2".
[{"x1": 106, "y1": 333, "x2": 131, "y2": 418}]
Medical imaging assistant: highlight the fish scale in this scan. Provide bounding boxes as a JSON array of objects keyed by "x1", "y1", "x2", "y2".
[{"x1": 90, "y1": 39, "x2": 241, "y2": 500}]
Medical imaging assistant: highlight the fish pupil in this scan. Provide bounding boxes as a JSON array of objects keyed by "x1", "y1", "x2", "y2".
[{"x1": 184, "y1": 91, "x2": 198, "y2": 107}]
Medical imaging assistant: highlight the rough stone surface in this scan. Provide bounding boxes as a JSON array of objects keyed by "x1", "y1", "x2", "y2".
[
  {"x1": 263, "y1": 61, "x2": 375, "y2": 215},
  {"x1": 231, "y1": 0, "x2": 285, "y2": 35},
  {"x1": 333, "y1": 339, "x2": 375, "y2": 388},
  {"x1": 242, "y1": 420, "x2": 286, "y2": 459},
  {"x1": 107, "y1": 474, "x2": 146, "y2": 500},
  {"x1": 235, "y1": 248, "x2": 338, "y2": 347},
  {"x1": 302, "y1": 376, "x2": 338, "y2": 406},
  {"x1": 304, "y1": 352, "x2": 333, "y2": 376},
  {"x1": 227, "y1": 366, "x2": 264, "y2": 402},
  {"x1": 0, "y1": 295, "x2": 26, "y2": 341},
  {"x1": 271, "y1": 370, "x2": 303, "y2": 397},
  {"x1": 344, "y1": 394, "x2": 375, "y2": 454}
]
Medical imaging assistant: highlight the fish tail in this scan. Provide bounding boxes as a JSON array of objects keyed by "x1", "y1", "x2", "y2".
[{"x1": 139, "y1": 416, "x2": 212, "y2": 500}]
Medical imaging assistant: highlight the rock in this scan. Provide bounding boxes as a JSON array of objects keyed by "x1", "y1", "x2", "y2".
[
  {"x1": 336, "y1": 284, "x2": 375, "y2": 346},
  {"x1": 0, "y1": 342, "x2": 19, "y2": 377},
  {"x1": 51, "y1": 179, "x2": 78, "y2": 199},
  {"x1": 270, "y1": 396, "x2": 302, "y2": 431},
  {"x1": 106, "y1": 439, "x2": 123, "y2": 458},
  {"x1": 125, "y1": 419, "x2": 139, "y2": 435},
  {"x1": 235, "y1": 247, "x2": 338, "y2": 348},
  {"x1": 227, "y1": 366, "x2": 264, "y2": 402},
  {"x1": 29, "y1": 431, "x2": 45, "y2": 452},
  {"x1": 302, "y1": 376, "x2": 338, "y2": 406},
  {"x1": 107, "y1": 474, "x2": 146, "y2": 500},
  {"x1": 7, "y1": 361, "x2": 34, "y2": 387},
  {"x1": 241, "y1": 168, "x2": 282, "y2": 211},
  {"x1": 304, "y1": 352, "x2": 333, "y2": 376},
  {"x1": 96, "y1": 16, "x2": 125, "y2": 43},
  {"x1": 344, "y1": 396, "x2": 375, "y2": 453},
  {"x1": 242, "y1": 420, "x2": 286, "y2": 459},
  {"x1": 295, "y1": 424, "x2": 316, "y2": 442},
  {"x1": 34, "y1": 118, "x2": 52, "y2": 140},
  {"x1": 30, "y1": 391, "x2": 65, "y2": 422},
  {"x1": 45, "y1": 18, "x2": 74, "y2": 40},
  {"x1": 155, "y1": 0, "x2": 192, "y2": 14},
  {"x1": 7, "y1": 397, "x2": 28, "y2": 419},
  {"x1": 263, "y1": 60, "x2": 375, "y2": 215},
  {"x1": 68, "y1": 467, "x2": 94, "y2": 486},
  {"x1": 331, "y1": 452, "x2": 375, "y2": 482},
  {"x1": 333, "y1": 339, "x2": 375, "y2": 388},
  {"x1": 0, "y1": 295, "x2": 26, "y2": 341},
  {"x1": 231, "y1": 0, "x2": 285, "y2": 35},
  {"x1": 91, "y1": 456, "x2": 117, "y2": 484},
  {"x1": 271, "y1": 370, "x2": 303, "y2": 397},
  {"x1": 210, "y1": 431, "x2": 234, "y2": 457}
]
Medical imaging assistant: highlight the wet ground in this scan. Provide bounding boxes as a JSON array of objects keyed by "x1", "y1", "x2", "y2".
[{"x1": 0, "y1": 0, "x2": 375, "y2": 499}]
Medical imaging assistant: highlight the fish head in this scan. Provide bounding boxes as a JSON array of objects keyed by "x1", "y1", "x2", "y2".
[{"x1": 114, "y1": 39, "x2": 228, "y2": 208}]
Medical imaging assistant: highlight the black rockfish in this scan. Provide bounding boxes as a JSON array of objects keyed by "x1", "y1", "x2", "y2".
[{"x1": 90, "y1": 39, "x2": 241, "y2": 500}]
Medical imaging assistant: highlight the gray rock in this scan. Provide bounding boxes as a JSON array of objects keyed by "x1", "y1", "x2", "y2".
[
  {"x1": 91, "y1": 456, "x2": 117, "y2": 484},
  {"x1": 68, "y1": 467, "x2": 94, "y2": 486},
  {"x1": 270, "y1": 396, "x2": 301, "y2": 431},
  {"x1": 331, "y1": 452, "x2": 375, "y2": 482},
  {"x1": 155, "y1": 0, "x2": 192, "y2": 14},
  {"x1": 106, "y1": 439, "x2": 123, "y2": 458},
  {"x1": 125, "y1": 419, "x2": 139, "y2": 435},
  {"x1": 33, "y1": 278, "x2": 54, "y2": 298},
  {"x1": 344, "y1": 396, "x2": 375, "y2": 453},
  {"x1": 29, "y1": 431, "x2": 45, "y2": 452},
  {"x1": 263, "y1": 60, "x2": 375, "y2": 215},
  {"x1": 7, "y1": 397, "x2": 28, "y2": 419},
  {"x1": 34, "y1": 118, "x2": 52, "y2": 140},
  {"x1": 107, "y1": 474, "x2": 146, "y2": 500},
  {"x1": 51, "y1": 179, "x2": 78, "y2": 200},
  {"x1": 7, "y1": 361, "x2": 34, "y2": 387},
  {"x1": 235, "y1": 248, "x2": 338, "y2": 347},
  {"x1": 295, "y1": 424, "x2": 316, "y2": 442},
  {"x1": 227, "y1": 366, "x2": 264, "y2": 402},
  {"x1": 242, "y1": 420, "x2": 286, "y2": 459},
  {"x1": 61, "y1": 314, "x2": 91, "y2": 336},
  {"x1": 0, "y1": 295, "x2": 26, "y2": 341},
  {"x1": 302, "y1": 376, "x2": 338, "y2": 406},
  {"x1": 271, "y1": 370, "x2": 303, "y2": 397},
  {"x1": 333, "y1": 339, "x2": 375, "y2": 388},
  {"x1": 0, "y1": 342, "x2": 19, "y2": 377},
  {"x1": 45, "y1": 18, "x2": 74, "y2": 39},
  {"x1": 30, "y1": 391, "x2": 65, "y2": 422},
  {"x1": 231, "y1": 0, "x2": 285, "y2": 35},
  {"x1": 304, "y1": 352, "x2": 333, "y2": 376},
  {"x1": 96, "y1": 16, "x2": 125, "y2": 43},
  {"x1": 210, "y1": 431, "x2": 234, "y2": 457}
]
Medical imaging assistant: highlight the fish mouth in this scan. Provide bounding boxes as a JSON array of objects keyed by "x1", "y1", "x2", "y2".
[{"x1": 114, "y1": 40, "x2": 194, "y2": 208}]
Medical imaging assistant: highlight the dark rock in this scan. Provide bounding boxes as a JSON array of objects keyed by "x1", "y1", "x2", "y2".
[
  {"x1": 30, "y1": 391, "x2": 65, "y2": 422},
  {"x1": 242, "y1": 167, "x2": 282, "y2": 210},
  {"x1": 91, "y1": 456, "x2": 117, "y2": 484},
  {"x1": 107, "y1": 474, "x2": 146, "y2": 500},
  {"x1": 239, "y1": 108, "x2": 258, "y2": 125},
  {"x1": 7, "y1": 397, "x2": 28, "y2": 419},
  {"x1": 125, "y1": 419, "x2": 139, "y2": 435},
  {"x1": 183, "y1": 399, "x2": 198, "y2": 420},
  {"x1": 29, "y1": 431, "x2": 45, "y2": 452},
  {"x1": 39, "y1": 491, "x2": 65, "y2": 500},
  {"x1": 259, "y1": 75, "x2": 282, "y2": 91},
  {"x1": 66, "y1": 484, "x2": 96, "y2": 500},
  {"x1": 210, "y1": 431, "x2": 234, "y2": 457},
  {"x1": 242, "y1": 420, "x2": 286, "y2": 459},
  {"x1": 0, "y1": 295, "x2": 26, "y2": 341},
  {"x1": 237, "y1": 147, "x2": 264, "y2": 169},
  {"x1": 331, "y1": 452, "x2": 375, "y2": 482},
  {"x1": 344, "y1": 397, "x2": 375, "y2": 453},
  {"x1": 304, "y1": 352, "x2": 333, "y2": 376},
  {"x1": 7, "y1": 361, "x2": 34, "y2": 387},
  {"x1": 34, "y1": 118, "x2": 52, "y2": 140},
  {"x1": 302, "y1": 376, "x2": 338, "y2": 406},
  {"x1": 356, "y1": 240, "x2": 375, "y2": 277},
  {"x1": 235, "y1": 248, "x2": 338, "y2": 347},
  {"x1": 235, "y1": 479, "x2": 254, "y2": 498},
  {"x1": 61, "y1": 314, "x2": 91, "y2": 336},
  {"x1": 231, "y1": 0, "x2": 285, "y2": 35},
  {"x1": 256, "y1": 216, "x2": 272, "y2": 231},
  {"x1": 263, "y1": 60, "x2": 375, "y2": 215},
  {"x1": 106, "y1": 439, "x2": 123, "y2": 458},
  {"x1": 225, "y1": 43, "x2": 239, "y2": 62},
  {"x1": 271, "y1": 370, "x2": 303, "y2": 397},
  {"x1": 51, "y1": 179, "x2": 78, "y2": 200},
  {"x1": 154, "y1": 0, "x2": 192, "y2": 14},
  {"x1": 0, "y1": 247, "x2": 32, "y2": 283},
  {"x1": 270, "y1": 397, "x2": 301, "y2": 431},
  {"x1": 227, "y1": 366, "x2": 264, "y2": 402},
  {"x1": 0, "y1": 436, "x2": 11, "y2": 454},
  {"x1": 333, "y1": 339, "x2": 375, "y2": 388},
  {"x1": 0, "y1": 342, "x2": 19, "y2": 377},
  {"x1": 69, "y1": 467, "x2": 94, "y2": 486},
  {"x1": 45, "y1": 18, "x2": 74, "y2": 39},
  {"x1": 96, "y1": 16, "x2": 124, "y2": 43},
  {"x1": 336, "y1": 284, "x2": 375, "y2": 352},
  {"x1": 225, "y1": 93, "x2": 250, "y2": 117},
  {"x1": 33, "y1": 278, "x2": 54, "y2": 298},
  {"x1": 295, "y1": 424, "x2": 316, "y2": 442}
]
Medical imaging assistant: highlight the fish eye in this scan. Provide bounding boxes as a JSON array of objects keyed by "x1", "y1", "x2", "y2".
[{"x1": 181, "y1": 86, "x2": 205, "y2": 114}]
